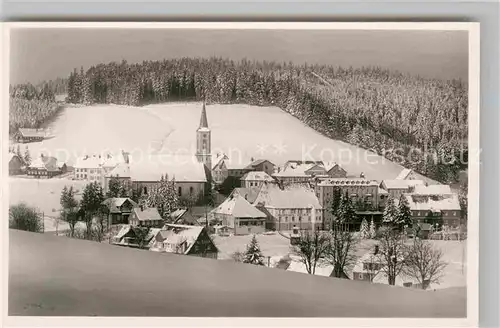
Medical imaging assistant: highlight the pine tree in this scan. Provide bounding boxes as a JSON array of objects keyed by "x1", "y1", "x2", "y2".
[
  {"x1": 369, "y1": 218, "x2": 376, "y2": 239},
  {"x1": 80, "y1": 182, "x2": 105, "y2": 239},
  {"x1": 359, "y1": 218, "x2": 369, "y2": 239},
  {"x1": 243, "y1": 235, "x2": 265, "y2": 265},
  {"x1": 23, "y1": 146, "x2": 31, "y2": 167},
  {"x1": 145, "y1": 174, "x2": 179, "y2": 219},
  {"x1": 336, "y1": 192, "x2": 357, "y2": 230},
  {"x1": 396, "y1": 194, "x2": 413, "y2": 230},
  {"x1": 382, "y1": 195, "x2": 398, "y2": 227}
]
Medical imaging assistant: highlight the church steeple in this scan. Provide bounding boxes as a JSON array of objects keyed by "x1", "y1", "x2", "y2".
[
  {"x1": 195, "y1": 101, "x2": 212, "y2": 171},
  {"x1": 198, "y1": 101, "x2": 209, "y2": 129}
]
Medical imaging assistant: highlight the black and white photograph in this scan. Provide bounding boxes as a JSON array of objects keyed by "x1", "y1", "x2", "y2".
[{"x1": 2, "y1": 22, "x2": 479, "y2": 325}]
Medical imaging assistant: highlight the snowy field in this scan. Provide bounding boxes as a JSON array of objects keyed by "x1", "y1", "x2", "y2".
[{"x1": 13, "y1": 102, "x2": 412, "y2": 179}]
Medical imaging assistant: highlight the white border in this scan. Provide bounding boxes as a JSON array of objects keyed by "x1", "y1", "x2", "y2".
[{"x1": 1, "y1": 22, "x2": 480, "y2": 328}]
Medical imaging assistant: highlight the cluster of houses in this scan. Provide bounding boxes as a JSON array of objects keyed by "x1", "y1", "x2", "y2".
[{"x1": 8, "y1": 152, "x2": 68, "y2": 178}]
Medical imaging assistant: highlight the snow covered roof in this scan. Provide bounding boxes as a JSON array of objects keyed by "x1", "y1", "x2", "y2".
[
  {"x1": 413, "y1": 184, "x2": 452, "y2": 195},
  {"x1": 211, "y1": 194, "x2": 267, "y2": 218},
  {"x1": 273, "y1": 163, "x2": 317, "y2": 177},
  {"x1": 244, "y1": 159, "x2": 275, "y2": 170},
  {"x1": 395, "y1": 168, "x2": 413, "y2": 180},
  {"x1": 211, "y1": 153, "x2": 229, "y2": 170},
  {"x1": 157, "y1": 224, "x2": 207, "y2": 254},
  {"x1": 323, "y1": 161, "x2": 345, "y2": 173},
  {"x1": 253, "y1": 184, "x2": 322, "y2": 209},
  {"x1": 29, "y1": 155, "x2": 60, "y2": 172},
  {"x1": 105, "y1": 163, "x2": 131, "y2": 178},
  {"x1": 8, "y1": 153, "x2": 20, "y2": 163},
  {"x1": 102, "y1": 198, "x2": 138, "y2": 214},
  {"x1": 17, "y1": 128, "x2": 46, "y2": 138},
  {"x1": 241, "y1": 171, "x2": 275, "y2": 182},
  {"x1": 318, "y1": 178, "x2": 379, "y2": 187},
  {"x1": 352, "y1": 249, "x2": 386, "y2": 274},
  {"x1": 129, "y1": 155, "x2": 207, "y2": 183},
  {"x1": 381, "y1": 179, "x2": 424, "y2": 190},
  {"x1": 405, "y1": 193, "x2": 460, "y2": 212},
  {"x1": 225, "y1": 158, "x2": 251, "y2": 170},
  {"x1": 74, "y1": 155, "x2": 102, "y2": 169},
  {"x1": 114, "y1": 225, "x2": 132, "y2": 241},
  {"x1": 378, "y1": 187, "x2": 389, "y2": 195},
  {"x1": 230, "y1": 187, "x2": 261, "y2": 204},
  {"x1": 132, "y1": 207, "x2": 163, "y2": 221}
]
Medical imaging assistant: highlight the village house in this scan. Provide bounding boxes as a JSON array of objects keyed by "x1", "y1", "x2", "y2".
[
  {"x1": 229, "y1": 187, "x2": 261, "y2": 204},
  {"x1": 169, "y1": 209, "x2": 199, "y2": 226},
  {"x1": 315, "y1": 178, "x2": 381, "y2": 229},
  {"x1": 404, "y1": 185, "x2": 461, "y2": 228},
  {"x1": 240, "y1": 171, "x2": 275, "y2": 189},
  {"x1": 103, "y1": 163, "x2": 131, "y2": 194},
  {"x1": 211, "y1": 153, "x2": 229, "y2": 184},
  {"x1": 129, "y1": 206, "x2": 164, "y2": 228},
  {"x1": 13, "y1": 128, "x2": 46, "y2": 143},
  {"x1": 244, "y1": 159, "x2": 276, "y2": 176},
  {"x1": 273, "y1": 162, "x2": 326, "y2": 185},
  {"x1": 112, "y1": 225, "x2": 159, "y2": 249},
  {"x1": 353, "y1": 246, "x2": 426, "y2": 289},
  {"x1": 101, "y1": 197, "x2": 138, "y2": 225},
  {"x1": 26, "y1": 154, "x2": 66, "y2": 178},
  {"x1": 74, "y1": 151, "x2": 128, "y2": 183},
  {"x1": 253, "y1": 184, "x2": 323, "y2": 231},
  {"x1": 323, "y1": 162, "x2": 348, "y2": 178},
  {"x1": 8, "y1": 153, "x2": 23, "y2": 175},
  {"x1": 149, "y1": 224, "x2": 218, "y2": 259},
  {"x1": 395, "y1": 168, "x2": 419, "y2": 181},
  {"x1": 379, "y1": 179, "x2": 425, "y2": 199},
  {"x1": 211, "y1": 194, "x2": 268, "y2": 235}
]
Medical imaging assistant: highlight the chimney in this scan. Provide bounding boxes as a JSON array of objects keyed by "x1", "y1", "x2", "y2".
[
  {"x1": 360, "y1": 172, "x2": 365, "y2": 178},
  {"x1": 374, "y1": 245, "x2": 379, "y2": 255}
]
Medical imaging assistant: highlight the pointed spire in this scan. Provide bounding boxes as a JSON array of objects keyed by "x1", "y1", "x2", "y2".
[{"x1": 199, "y1": 101, "x2": 209, "y2": 129}]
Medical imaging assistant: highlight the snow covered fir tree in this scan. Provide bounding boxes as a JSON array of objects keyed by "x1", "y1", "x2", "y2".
[{"x1": 243, "y1": 235, "x2": 265, "y2": 266}]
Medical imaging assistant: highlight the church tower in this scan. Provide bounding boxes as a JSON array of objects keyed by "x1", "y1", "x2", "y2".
[{"x1": 195, "y1": 101, "x2": 212, "y2": 170}]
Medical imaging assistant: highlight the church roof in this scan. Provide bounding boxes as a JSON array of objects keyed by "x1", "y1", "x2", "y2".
[{"x1": 198, "y1": 102, "x2": 209, "y2": 130}]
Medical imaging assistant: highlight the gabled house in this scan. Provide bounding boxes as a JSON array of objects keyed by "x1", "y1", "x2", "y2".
[
  {"x1": 240, "y1": 171, "x2": 275, "y2": 189},
  {"x1": 323, "y1": 162, "x2": 348, "y2": 178},
  {"x1": 273, "y1": 163, "x2": 326, "y2": 185},
  {"x1": 129, "y1": 206, "x2": 164, "y2": 228},
  {"x1": 253, "y1": 183, "x2": 323, "y2": 231},
  {"x1": 8, "y1": 153, "x2": 23, "y2": 175},
  {"x1": 13, "y1": 128, "x2": 46, "y2": 143},
  {"x1": 404, "y1": 191, "x2": 461, "y2": 228},
  {"x1": 211, "y1": 153, "x2": 229, "y2": 184},
  {"x1": 211, "y1": 194, "x2": 267, "y2": 235},
  {"x1": 395, "y1": 168, "x2": 419, "y2": 181},
  {"x1": 380, "y1": 179, "x2": 425, "y2": 199},
  {"x1": 26, "y1": 154, "x2": 66, "y2": 178},
  {"x1": 244, "y1": 159, "x2": 276, "y2": 176},
  {"x1": 149, "y1": 224, "x2": 218, "y2": 259},
  {"x1": 169, "y1": 208, "x2": 199, "y2": 226},
  {"x1": 229, "y1": 187, "x2": 261, "y2": 204},
  {"x1": 101, "y1": 197, "x2": 138, "y2": 225},
  {"x1": 112, "y1": 225, "x2": 158, "y2": 249}
]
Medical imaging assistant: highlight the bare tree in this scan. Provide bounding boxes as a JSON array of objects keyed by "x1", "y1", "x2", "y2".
[
  {"x1": 403, "y1": 238, "x2": 448, "y2": 289},
  {"x1": 231, "y1": 250, "x2": 244, "y2": 262},
  {"x1": 376, "y1": 226, "x2": 408, "y2": 285},
  {"x1": 327, "y1": 223, "x2": 358, "y2": 278},
  {"x1": 292, "y1": 229, "x2": 331, "y2": 275}
]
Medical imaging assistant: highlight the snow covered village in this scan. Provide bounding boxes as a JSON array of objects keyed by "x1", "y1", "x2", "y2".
[{"x1": 7, "y1": 25, "x2": 470, "y2": 318}]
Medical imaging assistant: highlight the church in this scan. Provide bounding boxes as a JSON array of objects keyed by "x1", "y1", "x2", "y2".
[{"x1": 112, "y1": 102, "x2": 213, "y2": 203}]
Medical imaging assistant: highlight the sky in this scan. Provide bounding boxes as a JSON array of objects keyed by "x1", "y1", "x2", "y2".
[{"x1": 9, "y1": 28, "x2": 468, "y2": 85}]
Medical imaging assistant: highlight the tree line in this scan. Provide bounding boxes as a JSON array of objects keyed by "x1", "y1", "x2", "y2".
[{"x1": 9, "y1": 81, "x2": 65, "y2": 135}]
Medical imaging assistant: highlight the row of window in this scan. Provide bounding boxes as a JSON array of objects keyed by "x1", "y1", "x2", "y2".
[
  {"x1": 279, "y1": 215, "x2": 322, "y2": 223},
  {"x1": 239, "y1": 220, "x2": 265, "y2": 226}
]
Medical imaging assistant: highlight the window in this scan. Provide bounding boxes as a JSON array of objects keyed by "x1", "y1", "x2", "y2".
[
  {"x1": 178, "y1": 186, "x2": 182, "y2": 196},
  {"x1": 359, "y1": 274, "x2": 363, "y2": 280},
  {"x1": 453, "y1": 211, "x2": 457, "y2": 216},
  {"x1": 189, "y1": 187, "x2": 194, "y2": 195},
  {"x1": 143, "y1": 186, "x2": 148, "y2": 194}
]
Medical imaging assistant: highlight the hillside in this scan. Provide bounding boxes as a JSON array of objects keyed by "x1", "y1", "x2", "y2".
[{"x1": 9, "y1": 229, "x2": 466, "y2": 317}]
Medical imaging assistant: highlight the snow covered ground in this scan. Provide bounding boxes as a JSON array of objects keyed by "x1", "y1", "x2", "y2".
[{"x1": 13, "y1": 102, "x2": 409, "y2": 178}]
